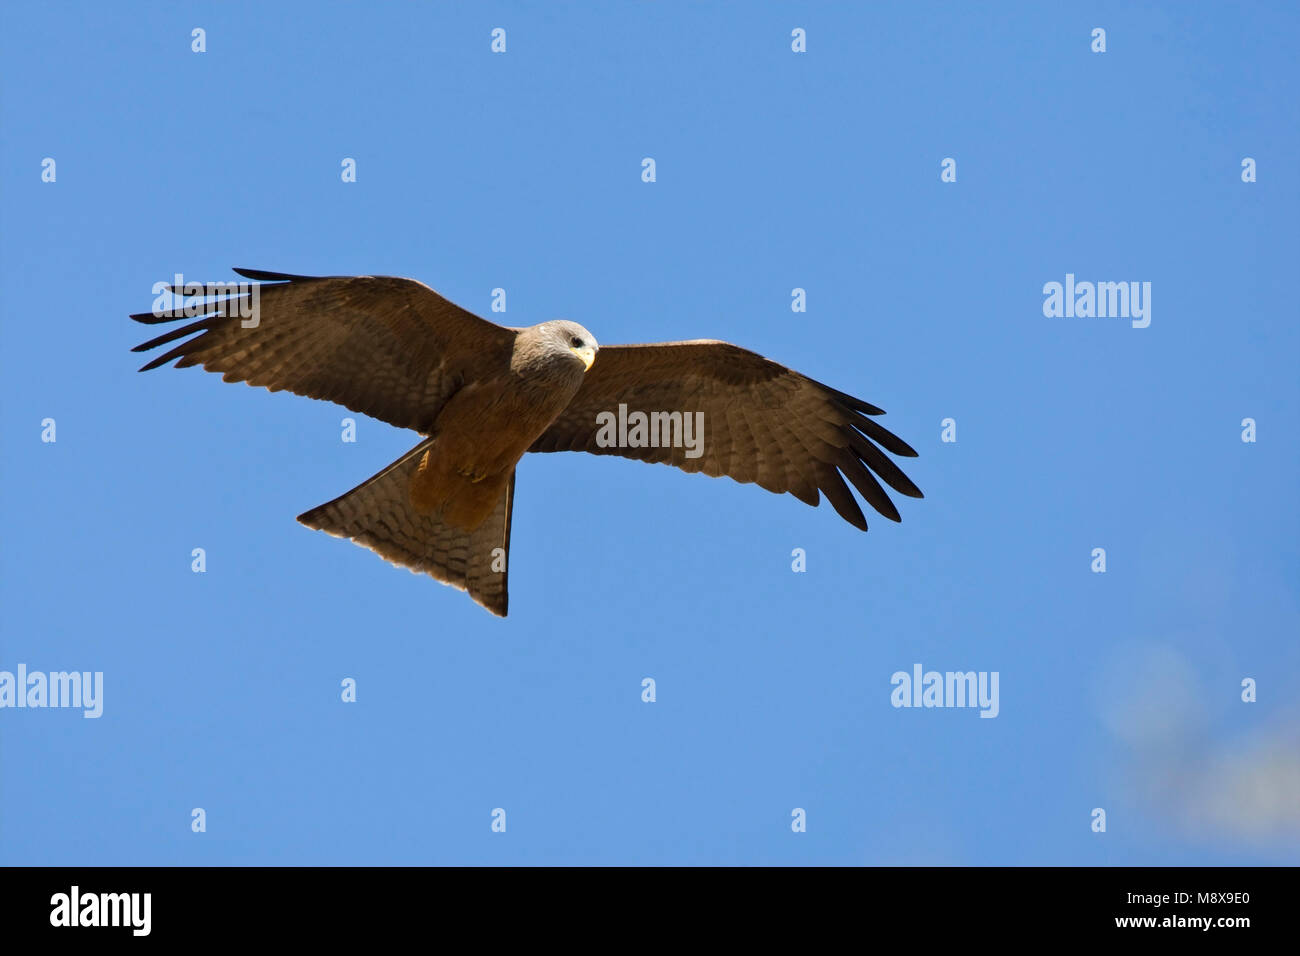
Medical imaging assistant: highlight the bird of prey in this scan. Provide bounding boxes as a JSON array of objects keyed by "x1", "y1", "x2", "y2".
[{"x1": 132, "y1": 269, "x2": 922, "y2": 616}]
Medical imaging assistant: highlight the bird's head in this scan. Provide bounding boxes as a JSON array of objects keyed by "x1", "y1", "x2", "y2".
[
  {"x1": 546, "y1": 320, "x2": 598, "y2": 371},
  {"x1": 511, "y1": 320, "x2": 599, "y2": 382}
]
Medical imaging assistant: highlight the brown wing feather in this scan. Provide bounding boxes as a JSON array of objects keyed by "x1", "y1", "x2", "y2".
[
  {"x1": 528, "y1": 340, "x2": 923, "y2": 530},
  {"x1": 131, "y1": 270, "x2": 516, "y2": 433}
]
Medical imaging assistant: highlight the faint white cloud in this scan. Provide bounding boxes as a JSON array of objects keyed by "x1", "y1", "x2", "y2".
[{"x1": 1096, "y1": 642, "x2": 1300, "y2": 845}]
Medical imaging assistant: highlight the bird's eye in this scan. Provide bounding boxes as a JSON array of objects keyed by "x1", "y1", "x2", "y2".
[{"x1": 571, "y1": 337, "x2": 582, "y2": 347}]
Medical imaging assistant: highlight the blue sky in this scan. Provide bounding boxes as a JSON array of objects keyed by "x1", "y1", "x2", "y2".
[{"x1": 2, "y1": 1, "x2": 1297, "y2": 865}]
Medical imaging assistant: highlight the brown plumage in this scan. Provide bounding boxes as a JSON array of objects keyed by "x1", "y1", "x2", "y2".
[{"x1": 132, "y1": 269, "x2": 922, "y2": 616}]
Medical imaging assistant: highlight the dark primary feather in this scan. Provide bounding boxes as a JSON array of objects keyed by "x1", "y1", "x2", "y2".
[
  {"x1": 529, "y1": 340, "x2": 922, "y2": 531},
  {"x1": 231, "y1": 267, "x2": 322, "y2": 282}
]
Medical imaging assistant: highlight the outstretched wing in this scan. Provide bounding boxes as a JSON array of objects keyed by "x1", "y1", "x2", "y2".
[
  {"x1": 131, "y1": 269, "x2": 516, "y2": 433},
  {"x1": 529, "y1": 340, "x2": 922, "y2": 530}
]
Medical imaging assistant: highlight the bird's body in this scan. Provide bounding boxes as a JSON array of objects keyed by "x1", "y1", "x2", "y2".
[
  {"x1": 132, "y1": 269, "x2": 921, "y2": 616},
  {"x1": 409, "y1": 320, "x2": 595, "y2": 529}
]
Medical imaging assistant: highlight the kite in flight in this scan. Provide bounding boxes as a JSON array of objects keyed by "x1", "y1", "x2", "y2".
[{"x1": 132, "y1": 269, "x2": 922, "y2": 616}]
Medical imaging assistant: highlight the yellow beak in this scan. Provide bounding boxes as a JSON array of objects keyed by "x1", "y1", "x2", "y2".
[{"x1": 570, "y1": 346, "x2": 596, "y2": 371}]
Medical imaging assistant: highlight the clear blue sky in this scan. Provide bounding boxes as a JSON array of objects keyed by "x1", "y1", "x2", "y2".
[{"x1": 2, "y1": 1, "x2": 1297, "y2": 865}]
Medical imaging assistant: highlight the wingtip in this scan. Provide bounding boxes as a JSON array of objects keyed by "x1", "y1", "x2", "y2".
[
  {"x1": 887, "y1": 434, "x2": 921, "y2": 458},
  {"x1": 232, "y1": 267, "x2": 320, "y2": 282},
  {"x1": 137, "y1": 355, "x2": 172, "y2": 372}
]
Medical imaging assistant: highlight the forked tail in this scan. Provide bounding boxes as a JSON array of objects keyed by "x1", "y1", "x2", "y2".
[{"x1": 298, "y1": 439, "x2": 515, "y2": 616}]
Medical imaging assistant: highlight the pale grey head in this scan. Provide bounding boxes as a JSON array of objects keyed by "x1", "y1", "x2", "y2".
[{"x1": 512, "y1": 319, "x2": 599, "y2": 380}]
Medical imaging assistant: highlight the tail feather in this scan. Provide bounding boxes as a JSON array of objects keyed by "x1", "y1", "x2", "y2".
[{"x1": 298, "y1": 439, "x2": 514, "y2": 616}]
